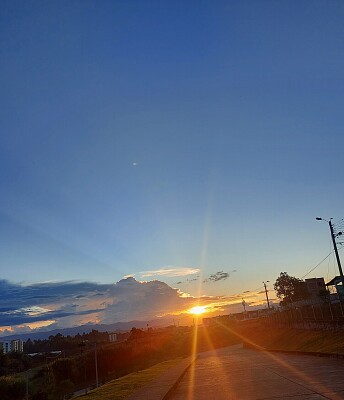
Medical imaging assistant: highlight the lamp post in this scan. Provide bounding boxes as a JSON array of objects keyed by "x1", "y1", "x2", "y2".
[
  {"x1": 242, "y1": 298, "x2": 247, "y2": 313},
  {"x1": 25, "y1": 369, "x2": 29, "y2": 400},
  {"x1": 316, "y1": 217, "x2": 344, "y2": 288},
  {"x1": 263, "y1": 281, "x2": 271, "y2": 309},
  {"x1": 94, "y1": 343, "x2": 99, "y2": 388}
]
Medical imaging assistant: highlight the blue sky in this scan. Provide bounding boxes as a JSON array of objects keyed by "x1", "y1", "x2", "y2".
[{"x1": 1, "y1": 1, "x2": 344, "y2": 333}]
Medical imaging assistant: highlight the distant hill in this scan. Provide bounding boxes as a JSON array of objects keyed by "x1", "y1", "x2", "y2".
[{"x1": 0, "y1": 317, "x2": 174, "y2": 341}]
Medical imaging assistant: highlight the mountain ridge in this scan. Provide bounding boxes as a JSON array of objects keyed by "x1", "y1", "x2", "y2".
[{"x1": 0, "y1": 317, "x2": 174, "y2": 341}]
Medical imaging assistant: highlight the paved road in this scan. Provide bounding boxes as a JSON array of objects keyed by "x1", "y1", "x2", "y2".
[{"x1": 168, "y1": 345, "x2": 344, "y2": 400}]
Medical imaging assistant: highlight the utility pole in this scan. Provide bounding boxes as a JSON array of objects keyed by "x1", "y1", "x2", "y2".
[
  {"x1": 263, "y1": 281, "x2": 271, "y2": 309},
  {"x1": 328, "y1": 219, "x2": 344, "y2": 286},
  {"x1": 316, "y1": 217, "x2": 344, "y2": 298},
  {"x1": 242, "y1": 298, "x2": 247, "y2": 313},
  {"x1": 94, "y1": 343, "x2": 99, "y2": 388},
  {"x1": 26, "y1": 370, "x2": 29, "y2": 400}
]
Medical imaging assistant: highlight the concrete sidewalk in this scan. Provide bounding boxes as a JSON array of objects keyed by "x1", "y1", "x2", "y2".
[
  {"x1": 169, "y1": 345, "x2": 344, "y2": 400},
  {"x1": 127, "y1": 356, "x2": 196, "y2": 400}
]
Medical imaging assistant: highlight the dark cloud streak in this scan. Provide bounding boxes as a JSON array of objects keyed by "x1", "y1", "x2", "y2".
[{"x1": 204, "y1": 271, "x2": 230, "y2": 283}]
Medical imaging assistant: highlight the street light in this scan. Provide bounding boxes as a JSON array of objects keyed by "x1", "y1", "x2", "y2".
[
  {"x1": 316, "y1": 217, "x2": 344, "y2": 290},
  {"x1": 242, "y1": 298, "x2": 247, "y2": 313},
  {"x1": 25, "y1": 369, "x2": 29, "y2": 400},
  {"x1": 94, "y1": 343, "x2": 99, "y2": 388},
  {"x1": 263, "y1": 281, "x2": 271, "y2": 309}
]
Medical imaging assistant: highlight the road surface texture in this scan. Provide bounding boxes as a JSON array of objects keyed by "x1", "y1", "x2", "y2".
[{"x1": 168, "y1": 345, "x2": 344, "y2": 400}]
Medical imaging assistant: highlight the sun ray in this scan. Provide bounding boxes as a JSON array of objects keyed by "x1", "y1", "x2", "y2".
[
  {"x1": 200, "y1": 326, "x2": 236, "y2": 395},
  {"x1": 186, "y1": 323, "x2": 198, "y2": 400},
  {"x1": 185, "y1": 194, "x2": 216, "y2": 399}
]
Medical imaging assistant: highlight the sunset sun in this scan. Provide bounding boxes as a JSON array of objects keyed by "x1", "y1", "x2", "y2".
[{"x1": 188, "y1": 306, "x2": 207, "y2": 315}]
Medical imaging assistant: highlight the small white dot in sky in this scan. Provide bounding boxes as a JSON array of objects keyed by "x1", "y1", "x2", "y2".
[{"x1": 132, "y1": 162, "x2": 138, "y2": 166}]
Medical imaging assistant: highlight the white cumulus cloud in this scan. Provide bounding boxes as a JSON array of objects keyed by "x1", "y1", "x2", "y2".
[{"x1": 139, "y1": 267, "x2": 200, "y2": 278}]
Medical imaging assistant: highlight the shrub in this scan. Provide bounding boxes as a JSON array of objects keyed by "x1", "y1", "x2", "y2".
[{"x1": 0, "y1": 375, "x2": 26, "y2": 400}]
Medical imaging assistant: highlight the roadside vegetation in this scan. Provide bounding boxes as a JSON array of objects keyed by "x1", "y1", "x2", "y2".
[
  {"x1": 74, "y1": 358, "x2": 181, "y2": 400},
  {"x1": 240, "y1": 323, "x2": 344, "y2": 354},
  {"x1": 1, "y1": 324, "x2": 239, "y2": 399},
  {"x1": 2, "y1": 321, "x2": 344, "y2": 399}
]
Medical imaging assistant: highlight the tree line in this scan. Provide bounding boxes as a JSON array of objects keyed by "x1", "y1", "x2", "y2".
[{"x1": 1, "y1": 325, "x2": 240, "y2": 400}]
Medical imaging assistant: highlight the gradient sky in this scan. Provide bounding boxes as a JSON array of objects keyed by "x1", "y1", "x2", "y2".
[{"x1": 1, "y1": 1, "x2": 344, "y2": 333}]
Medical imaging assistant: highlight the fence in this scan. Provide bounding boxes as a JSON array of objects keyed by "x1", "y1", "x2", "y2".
[{"x1": 262, "y1": 301, "x2": 344, "y2": 331}]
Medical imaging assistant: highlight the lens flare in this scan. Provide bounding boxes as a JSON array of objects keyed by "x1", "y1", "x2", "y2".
[{"x1": 188, "y1": 306, "x2": 207, "y2": 315}]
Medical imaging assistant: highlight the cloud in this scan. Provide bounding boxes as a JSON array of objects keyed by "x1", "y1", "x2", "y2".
[
  {"x1": 175, "y1": 276, "x2": 200, "y2": 285},
  {"x1": 204, "y1": 271, "x2": 230, "y2": 283},
  {"x1": 139, "y1": 267, "x2": 200, "y2": 278},
  {"x1": 0, "y1": 277, "x2": 270, "y2": 336},
  {"x1": 0, "y1": 279, "x2": 111, "y2": 330},
  {"x1": 0, "y1": 278, "x2": 200, "y2": 333}
]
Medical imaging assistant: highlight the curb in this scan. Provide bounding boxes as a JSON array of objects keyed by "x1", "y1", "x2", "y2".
[
  {"x1": 127, "y1": 356, "x2": 196, "y2": 400},
  {"x1": 162, "y1": 356, "x2": 196, "y2": 400}
]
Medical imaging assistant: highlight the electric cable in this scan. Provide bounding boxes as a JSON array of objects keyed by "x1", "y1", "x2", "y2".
[{"x1": 301, "y1": 250, "x2": 334, "y2": 279}]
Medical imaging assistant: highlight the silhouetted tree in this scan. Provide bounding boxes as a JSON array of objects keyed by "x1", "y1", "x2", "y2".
[
  {"x1": 51, "y1": 358, "x2": 78, "y2": 384},
  {"x1": 24, "y1": 338, "x2": 34, "y2": 353},
  {"x1": 274, "y1": 272, "x2": 309, "y2": 305},
  {"x1": 129, "y1": 327, "x2": 145, "y2": 340}
]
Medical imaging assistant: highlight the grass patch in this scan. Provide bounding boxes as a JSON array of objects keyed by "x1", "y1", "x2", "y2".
[
  {"x1": 75, "y1": 358, "x2": 182, "y2": 400},
  {"x1": 240, "y1": 325, "x2": 344, "y2": 354}
]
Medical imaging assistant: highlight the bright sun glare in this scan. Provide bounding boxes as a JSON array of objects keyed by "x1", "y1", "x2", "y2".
[{"x1": 188, "y1": 306, "x2": 207, "y2": 315}]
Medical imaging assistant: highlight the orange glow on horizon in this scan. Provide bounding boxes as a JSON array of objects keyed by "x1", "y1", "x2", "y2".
[
  {"x1": 188, "y1": 306, "x2": 207, "y2": 315},
  {"x1": 0, "y1": 320, "x2": 56, "y2": 334}
]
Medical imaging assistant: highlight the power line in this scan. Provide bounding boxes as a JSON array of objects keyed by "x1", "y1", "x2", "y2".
[
  {"x1": 326, "y1": 251, "x2": 331, "y2": 282},
  {"x1": 301, "y1": 250, "x2": 334, "y2": 279},
  {"x1": 228, "y1": 248, "x2": 342, "y2": 305}
]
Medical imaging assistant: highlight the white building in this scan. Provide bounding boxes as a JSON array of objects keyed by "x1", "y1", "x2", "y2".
[
  {"x1": 108, "y1": 333, "x2": 117, "y2": 342},
  {"x1": 1, "y1": 339, "x2": 24, "y2": 354}
]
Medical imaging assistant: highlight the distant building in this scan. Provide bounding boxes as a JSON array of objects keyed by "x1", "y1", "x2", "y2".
[
  {"x1": 203, "y1": 308, "x2": 272, "y2": 326},
  {"x1": 305, "y1": 277, "x2": 326, "y2": 298},
  {"x1": 108, "y1": 333, "x2": 117, "y2": 342},
  {"x1": 326, "y1": 276, "x2": 344, "y2": 300},
  {"x1": 1, "y1": 339, "x2": 24, "y2": 354},
  {"x1": 203, "y1": 315, "x2": 231, "y2": 326},
  {"x1": 108, "y1": 331, "x2": 130, "y2": 342}
]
